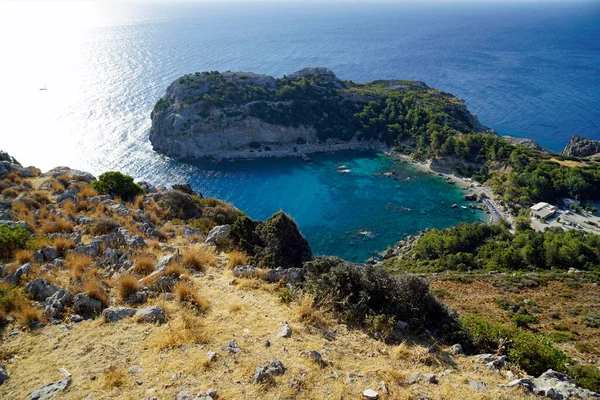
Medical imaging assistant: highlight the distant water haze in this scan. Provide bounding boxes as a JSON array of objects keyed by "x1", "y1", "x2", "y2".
[{"x1": 0, "y1": 1, "x2": 597, "y2": 260}]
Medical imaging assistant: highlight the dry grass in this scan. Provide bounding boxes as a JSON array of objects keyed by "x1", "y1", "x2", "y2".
[
  {"x1": 132, "y1": 253, "x2": 156, "y2": 276},
  {"x1": 174, "y1": 282, "x2": 209, "y2": 311},
  {"x1": 549, "y1": 157, "x2": 589, "y2": 168},
  {"x1": 49, "y1": 180, "x2": 65, "y2": 192},
  {"x1": 5, "y1": 171, "x2": 24, "y2": 184},
  {"x1": 226, "y1": 250, "x2": 248, "y2": 270},
  {"x1": 117, "y1": 275, "x2": 140, "y2": 302},
  {"x1": 164, "y1": 262, "x2": 186, "y2": 278},
  {"x1": 150, "y1": 312, "x2": 211, "y2": 350},
  {"x1": 65, "y1": 253, "x2": 94, "y2": 280},
  {"x1": 52, "y1": 237, "x2": 77, "y2": 255},
  {"x1": 1, "y1": 188, "x2": 18, "y2": 197},
  {"x1": 294, "y1": 295, "x2": 331, "y2": 327},
  {"x1": 40, "y1": 217, "x2": 74, "y2": 234},
  {"x1": 103, "y1": 366, "x2": 126, "y2": 388},
  {"x1": 181, "y1": 246, "x2": 217, "y2": 271},
  {"x1": 17, "y1": 303, "x2": 42, "y2": 327},
  {"x1": 78, "y1": 185, "x2": 98, "y2": 200},
  {"x1": 61, "y1": 200, "x2": 78, "y2": 219},
  {"x1": 390, "y1": 341, "x2": 412, "y2": 360},
  {"x1": 87, "y1": 217, "x2": 120, "y2": 236},
  {"x1": 14, "y1": 249, "x2": 33, "y2": 264},
  {"x1": 30, "y1": 191, "x2": 51, "y2": 206},
  {"x1": 82, "y1": 275, "x2": 109, "y2": 308}
]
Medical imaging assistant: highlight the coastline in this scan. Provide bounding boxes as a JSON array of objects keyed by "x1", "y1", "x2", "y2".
[{"x1": 174, "y1": 139, "x2": 389, "y2": 162}]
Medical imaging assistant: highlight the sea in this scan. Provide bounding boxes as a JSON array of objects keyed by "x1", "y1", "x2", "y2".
[{"x1": 1, "y1": 1, "x2": 599, "y2": 261}]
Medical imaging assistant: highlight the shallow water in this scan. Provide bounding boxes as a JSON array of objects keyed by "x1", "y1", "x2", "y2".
[{"x1": 183, "y1": 152, "x2": 485, "y2": 262}]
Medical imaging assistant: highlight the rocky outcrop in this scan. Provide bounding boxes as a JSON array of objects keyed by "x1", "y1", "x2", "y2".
[
  {"x1": 149, "y1": 68, "x2": 487, "y2": 159},
  {"x1": 501, "y1": 136, "x2": 544, "y2": 151},
  {"x1": 503, "y1": 369, "x2": 600, "y2": 399},
  {"x1": 562, "y1": 135, "x2": 600, "y2": 158}
]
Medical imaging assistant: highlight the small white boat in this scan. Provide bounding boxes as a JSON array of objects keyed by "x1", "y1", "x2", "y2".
[{"x1": 338, "y1": 168, "x2": 351, "y2": 173}]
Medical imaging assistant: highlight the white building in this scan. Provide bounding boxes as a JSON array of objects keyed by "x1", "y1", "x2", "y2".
[{"x1": 531, "y1": 202, "x2": 557, "y2": 220}]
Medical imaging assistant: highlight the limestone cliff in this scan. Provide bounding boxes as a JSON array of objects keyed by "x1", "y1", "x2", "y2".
[
  {"x1": 562, "y1": 135, "x2": 600, "y2": 158},
  {"x1": 149, "y1": 67, "x2": 488, "y2": 159}
]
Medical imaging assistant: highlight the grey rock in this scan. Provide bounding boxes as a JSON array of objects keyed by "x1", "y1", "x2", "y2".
[
  {"x1": 181, "y1": 226, "x2": 202, "y2": 238},
  {"x1": 32, "y1": 250, "x2": 45, "y2": 263},
  {"x1": 73, "y1": 292, "x2": 104, "y2": 316},
  {"x1": 155, "y1": 253, "x2": 182, "y2": 272},
  {"x1": 303, "y1": 350, "x2": 326, "y2": 368},
  {"x1": 0, "y1": 364, "x2": 9, "y2": 385},
  {"x1": 562, "y1": 135, "x2": 600, "y2": 158},
  {"x1": 70, "y1": 314, "x2": 84, "y2": 323},
  {"x1": 4, "y1": 262, "x2": 31, "y2": 285},
  {"x1": 221, "y1": 340, "x2": 240, "y2": 354},
  {"x1": 69, "y1": 242, "x2": 101, "y2": 258},
  {"x1": 26, "y1": 278, "x2": 61, "y2": 301},
  {"x1": 469, "y1": 379, "x2": 488, "y2": 392},
  {"x1": 486, "y1": 355, "x2": 507, "y2": 370},
  {"x1": 231, "y1": 265, "x2": 258, "y2": 279},
  {"x1": 277, "y1": 323, "x2": 292, "y2": 338},
  {"x1": 137, "y1": 181, "x2": 156, "y2": 193},
  {"x1": 205, "y1": 225, "x2": 232, "y2": 248},
  {"x1": 57, "y1": 189, "x2": 78, "y2": 203},
  {"x1": 102, "y1": 306, "x2": 136, "y2": 322},
  {"x1": 41, "y1": 246, "x2": 58, "y2": 262},
  {"x1": 129, "y1": 365, "x2": 143, "y2": 374},
  {"x1": 502, "y1": 136, "x2": 544, "y2": 151},
  {"x1": 253, "y1": 360, "x2": 285, "y2": 383},
  {"x1": 408, "y1": 372, "x2": 438, "y2": 385},
  {"x1": 206, "y1": 350, "x2": 217, "y2": 361},
  {"x1": 363, "y1": 389, "x2": 379, "y2": 399},
  {"x1": 30, "y1": 378, "x2": 71, "y2": 400},
  {"x1": 135, "y1": 306, "x2": 166, "y2": 324},
  {"x1": 90, "y1": 232, "x2": 125, "y2": 248},
  {"x1": 450, "y1": 343, "x2": 463, "y2": 355},
  {"x1": 262, "y1": 267, "x2": 305, "y2": 283}
]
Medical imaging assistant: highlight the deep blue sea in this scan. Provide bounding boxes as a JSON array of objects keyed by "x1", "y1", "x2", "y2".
[{"x1": 1, "y1": 1, "x2": 598, "y2": 260}]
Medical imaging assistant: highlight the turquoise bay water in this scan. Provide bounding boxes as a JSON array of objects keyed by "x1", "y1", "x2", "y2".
[{"x1": 181, "y1": 152, "x2": 486, "y2": 262}]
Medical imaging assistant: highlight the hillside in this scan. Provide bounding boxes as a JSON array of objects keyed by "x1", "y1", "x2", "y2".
[{"x1": 1, "y1": 153, "x2": 600, "y2": 399}]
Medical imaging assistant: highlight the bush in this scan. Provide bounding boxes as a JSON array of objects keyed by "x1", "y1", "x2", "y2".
[
  {"x1": 157, "y1": 191, "x2": 202, "y2": 220},
  {"x1": 91, "y1": 172, "x2": 143, "y2": 201},
  {"x1": 511, "y1": 314, "x2": 538, "y2": 328},
  {"x1": 462, "y1": 316, "x2": 569, "y2": 377},
  {"x1": 0, "y1": 224, "x2": 31, "y2": 261},
  {"x1": 87, "y1": 217, "x2": 120, "y2": 236},
  {"x1": 569, "y1": 364, "x2": 600, "y2": 393},
  {"x1": 303, "y1": 256, "x2": 462, "y2": 341}
]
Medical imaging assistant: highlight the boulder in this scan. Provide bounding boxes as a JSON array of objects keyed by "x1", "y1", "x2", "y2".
[
  {"x1": 450, "y1": 344, "x2": 463, "y2": 355},
  {"x1": 4, "y1": 262, "x2": 31, "y2": 285},
  {"x1": 407, "y1": 372, "x2": 438, "y2": 385},
  {"x1": 205, "y1": 225, "x2": 232, "y2": 248},
  {"x1": 135, "y1": 306, "x2": 166, "y2": 324},
  {"x1": 562, "y1": 135, "x2": 600, "y2": 158},
  {"x1": 73, "y1": 293, "x2": 104, "y2": 316},
  {"x1": 253, "y1": 360, "x2": 285, "y2": 383},
  {"x1": 221, "y1": 340, "x2": 241, "y2": 354},
  {"x1": 302, "y1": 350, "x2": 327, "y2": 368},
  {"x1": 363, "y1": 389, "x2": 379, "y2": 399},
  {"x1": 231, "y1": 265, "x2": 258, "y2": 279},
  {"x1": 41, "y1": 246, "x2": 58, "y2": 262},
  {"x1": 102, "y1": 306, "x2": 136, "y2": 322},
  {"x1": 0, "y1": 365, "x2": 9, "y2": 385},
  {"x1": 262, "y1": 267, "x2": 305, "y2": 283},
  {"x1": 44, "y1": 289, "x2": 71, "y2": 319},
  {"x1": 30, "y1": 378, "x2": 71, "y2": 400},
  {"x1": 25, "y1": 278, "x2": 61, "y2": 301},
  {"x1": 469, "y1": 379, "x2": 488, "y2": 392},
  {"x1": 277, "y1": 323, "x2": 292, "y2": 338}
]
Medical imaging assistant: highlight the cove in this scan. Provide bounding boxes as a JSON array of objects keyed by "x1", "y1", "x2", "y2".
[{"x1": 179, "y1": 151, "x2": 486, "y2": 262}]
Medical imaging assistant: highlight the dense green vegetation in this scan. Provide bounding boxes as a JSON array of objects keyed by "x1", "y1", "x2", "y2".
[
  {"x1": 302, "y1": 256, "x2": 463, "y2": 342},
  {"x1": 91, "y1": 171, "x2": 144, "y2": 201},
  {"x1": 0, "y1": 224, "x2": 30, "y2": 261},
  {"x1": 384, "y1": 222, "x2": 600, "y2": 273}
]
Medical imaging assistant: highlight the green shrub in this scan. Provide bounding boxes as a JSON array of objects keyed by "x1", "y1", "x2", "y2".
[
  {"x1": 584, "y1": 312, "x2": 600, "y2": 328},
  {"x1": 91, "y1": 171, "x2": 143, "y2": 201},
  {"x1": 511, "y1": 314, "x2": 538, "y2": 328},
  {"x1": 569, "y1": 364, "x2": 600, "y2": 393},
  {"x1": 547, "y1": 332, "x2": 574, "y2": 343},
  {"x1": 0, "y1": 224, "x2": 31, "y2": 261},
  {"x1": 303, "y1": 256, "x2": 463, "y2": 341},
  {"x1": 462, "y1": 316, "x2": 569, "y2": 377}
]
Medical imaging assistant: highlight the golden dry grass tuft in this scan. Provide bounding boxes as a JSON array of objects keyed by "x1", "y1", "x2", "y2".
[
  {"x1": 103, "y1": 366, "x2": 126, "y2": 388},
  {"x1": 226, "y1": 250, "x2": 248, "y2": 270},
  {"x1": 17, "y1": 303, "x2": 42, "y2": 327},
  {"x1": 14, "y1": 249, "x2": 33, "y2": 264},
  {"x1": 149, "y1": 312, "x2": 211, "y2": 350},
  {"x1": 78, "y1": 185, "x2": 98, "y2": 200},
  {"x1": 182, "y1": 246, "x2": 216, "y2": 271},
  {"x1": 81, "y1": 275, "x2": 109, "y2": 308},
  {"x1": 132, "y1": 253, "x2": 156, "y2": 276},
  {"x1": 52, "y1": 237, "x2": 77, "y2": 255},
  {"x1": 49, "y1": 180, "x2": 65, "y2": 192},
  {"x1": 117, "y1": 275, "x2": 140, "y2": 302},
  {"x1": 174, "y1": 282, "x2": 209, "y2": 311},
  {"x1": 65, "y1": 253, "x2": 94, "y2": 280},
  {"x1": 294, "y1": 295, "x2": 331, "y2": 327},
  {"x1": 61, "y1": 200, "x2": 78, "y2": 219}
]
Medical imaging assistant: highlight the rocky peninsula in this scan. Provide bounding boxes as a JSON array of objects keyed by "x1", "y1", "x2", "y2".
[{"x1": 149, "y1": 67, "x2": 489, "y2": 159}]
